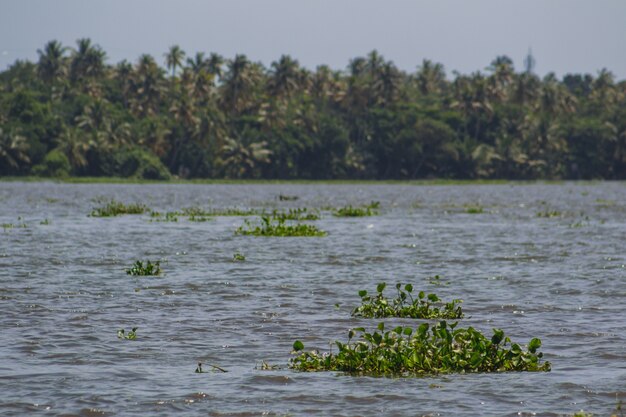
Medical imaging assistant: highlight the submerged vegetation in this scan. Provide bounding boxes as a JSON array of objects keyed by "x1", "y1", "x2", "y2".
[
  {"x1": 290, "y1": 321, "x2": 550, "y2": 375},
  {"x1": 2, "y1": 40, "x2": 625, "y2": 181},
  {"x1": 90, "y1": 200, "x2": 147, "y2": 217},
  {"x1": 126, "y1": 260, "x2": 162, "y2": 276},
  {"x1": 352, "y1": 283, "x2": 464, "y2": 319},
  {"x1": 236, "y1": 216, "x2": 327, "y2": 237}
]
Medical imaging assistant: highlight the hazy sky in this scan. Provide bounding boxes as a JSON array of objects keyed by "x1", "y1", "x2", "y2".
[{"x1": 2, "y1": 0, "x2": 626, "y2": 79}]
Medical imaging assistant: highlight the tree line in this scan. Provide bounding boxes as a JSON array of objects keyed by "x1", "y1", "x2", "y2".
[{"x1": 1, "y1": 39, "x2": 625, "y2": 180}]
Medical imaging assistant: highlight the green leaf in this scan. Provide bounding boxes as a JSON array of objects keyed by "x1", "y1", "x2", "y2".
[
  {"x1": 528, "y1": 338, "x2": 542, "y2": 353},
  {"x1": 293, "y1": 340, "x2": 304, "y2": 352},
  {"x1": 376, "y1": 282, "x2": 386, "y2": 293},
  {"x1": 405, "y1": 284, "x2": 413, "y2": 293},
  {"x1": 358, "y1": 290, "x2": 367, "y2": 297},
  {"x1": 491, "y1": 329, "x2": 504, "y2": 345},
  {"x1": 427, "y1": 293, "x2": 440, "y2": 302},
  {"x1": 418, "y1": 291, "x2": 425, "y2": 299}
]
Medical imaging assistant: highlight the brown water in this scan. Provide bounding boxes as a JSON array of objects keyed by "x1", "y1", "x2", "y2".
[{"x1": 0, "y1": 182, "x2": 624, "y2": 416}]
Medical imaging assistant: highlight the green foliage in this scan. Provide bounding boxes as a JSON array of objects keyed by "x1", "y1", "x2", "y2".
[
  {"x1": 465, "y1": 206, "x2": 484, "y2": 214},
  {"x1": 90, "y1": 200, "x2": 148, "y2": 217},
  {"x1": 290, "y1": 321, "x2": 550, "y2": 375},
  {"x1": 352, "y1": 282, "x2": 463, "y2": 319},
  {"x1": 2, "y1": 40, "x2": 625, "y2": 180},
  {"x1": 126, "y1": 260, "x2": 161, "y2": 276},
  {"x1": 117, "y1": 327, "x2": 138, "y2": 340},
  {"x1": 334, "y1": 202, "x2": 380, "y2": 217},
  {"x1": 32, "y1": 149, "x2": 71, "y2": 178},
  {"x1": 536, "y1": 210, "x2": 562, "y2": 218},
  {"x1": 236, "y1": 216, "x2": 327, "y2": 237},
  {"x1": 233, "y1": 252, "x2": 246, "y2": 261},
  {"x1": 271, "y1": 208, "x2": 320, "y2": 221}
]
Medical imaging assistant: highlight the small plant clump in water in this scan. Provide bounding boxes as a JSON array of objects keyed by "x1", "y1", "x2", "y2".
[
  {"x1": 271, "y1": 208, "x2": 320, "y2": 221},
  {"x1": 40, "y1": 218, "x2": 50, "y2": 225},
  {"x1": 233, "y1": 253, "x2": 246, "y2": 261},
  {"x1": 536, "y1": 210, "x2": 562, "y2": 218},
  {"x1": 236, "y1": 216, "x2": 327, "y2": 237},
  {"x1": 90, "y1": 200, "x2": 148, "y2": 217},
  {"x1": 352, "y1": 283, "x2": 463, "y2": 319},
  {"x1": 150, "y1": 211, "x2": 179, "y2": 222},
  {"x1": 334, "y1": 201, "x2": 380, "y2": 217},
  {"x1": 290, "y1": 321, "x2": 550, "y2": 375},
  {"x1": 465, "y1": 206, "x2": 484, "y2": 214},
  {"x1": 278, "y1": 194, "x2": 299, "y2": 201},
  {"x1": 126, "y1": 260, "x2": 161, "y2": 276},
  {"x1": 118, "y1": 327, "x2": 138, "y2": 340}
]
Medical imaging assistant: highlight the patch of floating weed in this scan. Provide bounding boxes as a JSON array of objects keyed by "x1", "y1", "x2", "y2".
[
  {"x1": 117, "y1": 327, "x2": 138, "y2": 340},
  {"x1": 40, "y1": 218, "x2": 50, "y2": 225},
  {"x1": 195, "y1": 362, "x2": 227, "y2": 373},
  {"x1": 271, "y1": 208, "x2": 320, "y2": 221},
  {"x1": 150, "y1": 211, "x2": 179, "y2": 222},
  {"x1": 465, "y1": 206, "x2": 484, "y2": 214},
  {"x1": 290, "y1": 321, "x2": 550, "y2": 375},
  {"x1": 90, "y1": 200, "x2": 148, "y2": 217},
  {"x1": 278, "y1": 194, "x2": 299, "y2": 201},
  {"x1": 255, "y1": 360, "x2": 280, "y2": 370},
  {"x1": 126, "y1": 260, "x2": 161, "y2": 276},
  {"x1": 208, "y1": 208, "x2": 260, "y2": 216},
  {"x1": 237, "y1": 216, "x2": 327, "y2": 237},
  {"x1": 334, "y1": 201, "x2": 380, "y2": 217},
  {"x1": 536, "y1": 210, "x2": 562, "y2": 218},
  {"x1": 352, "y1": 283, "x2": 463, "y2": 319},
  {"x1": 428, "y1": 274, "x2": 448, "y2": 286},
  {"x1": 188, "y1": 214, "x2": 212, "y2": 222},
  {"x1": 233, "y1": 253, "x2": 246, "y2": 261}
]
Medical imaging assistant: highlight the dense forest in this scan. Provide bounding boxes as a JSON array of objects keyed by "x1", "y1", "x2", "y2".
[{"x1": 1, "y1": 39, "x2": 625, "y2": 180}]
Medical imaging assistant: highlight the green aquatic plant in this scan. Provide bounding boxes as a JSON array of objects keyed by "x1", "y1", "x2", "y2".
[
  {"x1": 333, "y1": 201, "x2": 380, "y2": 217},
  {"x1": 290, "y1": 321, "x2": 550, "y2": 375},
  {"x1": 233, "y1": 252, "x2": 246, "y2": 261},
  {"x1": 188, "y1": 214, "x2": 212, "y2": 222},
  {"x1": 536, "y1": 210, "x2": 562, "y2": 218},
  {"x1": 271, "y1": 208, "x2": 320, "y2": 221},
  {"x1": 90, "y1": 200, "x2": 148, "y2": 217},
  {"x1": 126, "y1": 260, "x2": 161, "y2": 276},
  {"x1": 150, "y1": 211, "x2": 179, "y2": 222},
  {"x1": 236, "y1": 216, "x2": 327, "y2": 237},
  {"x1": 117, "y1": 327, "x2": 138, "y2": 340},
  {"x1": 40, "y1": 218, "x2": 50, "y2": 225},
  {"x1": 278, "y1": 194, "x2": 299, "y2": 201},
  {"x1": 352, "y1": 283, "x2": 463, "y2": 319},
  {"x1": 465, "y1": 206, "x2": 484, "y2": 214}
]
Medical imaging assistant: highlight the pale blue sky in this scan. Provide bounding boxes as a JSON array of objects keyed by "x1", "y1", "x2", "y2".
[{"x1": 1, "y1": 0, "x2": 625, "y2": 79}]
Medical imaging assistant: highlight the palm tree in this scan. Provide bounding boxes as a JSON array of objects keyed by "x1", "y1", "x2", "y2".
[
  {"x1": 207, "y1": 52, "x2": 224, "y2": 81},
  {"x1": 37, "y1": 40, "x2": 67, "y2": 85},
  {"x1": 69, "y1": 38, "x2": 106, "y2": 85},
  {"x1": 131, "y1": 54, "x2": 164, "y2": 116},
  {"x1": 268, "y1": 55, "x2": 300, "y2": 99},
  {"x1": 54, "y1": 127, "x2": 91, "y2": 171},
  {"x1": 164, "y1": 45, "x2": 185, "y2": 78},
  {"x1": 0, "y1": 127, "x2": 30, "y2": 173},
  {"x1": 416, "y1": 59, "x2": 446, "y2": 96},
  {"x1": 218, "y1": 137, "x2": 271, "y2": 178},
  {"x1": 220, "y1": 54, "x2": 258, "y2": 115}
]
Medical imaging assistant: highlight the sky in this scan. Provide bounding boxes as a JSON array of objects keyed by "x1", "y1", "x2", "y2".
[{"x1": 1, "y1": 0, "x2": 626, "y2": 79}]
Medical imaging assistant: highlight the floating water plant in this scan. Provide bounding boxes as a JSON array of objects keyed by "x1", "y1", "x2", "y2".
[
  {"x1": 117, "y1": 327, "x2": 138, "y2": 340},
  {"x1": 150, "y1": 211, "x2": 179, "y2": 222},
  {"x1": 536, "y1": 210, "x2": 562, "y2": 218},
  {"x1": 290, "y1": 321, "x2": 550, "y2": 375},
  {"x1": 333, "y1": 201, "x2": 380, "y2": 217},
  {"x1": 352, "y1": 283, "x2": 463, "y2": 319},
  {"x1": 278, "y1": 194, "x2": 299, "y2": 201},
  {"x1": 90, "y1": 200, "x2": 148, "y2": 217},
  {"x1": 465, "y1": 206, "x2": 484, "y2": 214},
  {"x1": 236, "y1": 216, "x2": 327, "y2": 237},
  {"x1": 271, "y1": 208, "x2": 320, "y2": 221},
  {"x1": 126, "y1": 260, "x2": 161, "y2": 276},
  {"x1": 188, "y1": 214, "x2": 212, "y2": 222},
  {"x1": 233, "y1": 253, "x2": 246, "y2": 261},
  {"x1": 40, "y1": 218, "x2": 50, "y2": 225}
]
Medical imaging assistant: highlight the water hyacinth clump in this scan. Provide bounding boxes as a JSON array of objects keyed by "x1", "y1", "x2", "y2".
[
  {"x1": 290, "y1": 321, "x2": 550, "y2": 375},
  {"x1": 334, "y1": 201, "x2": 380, "y2": 217},
  {"x1": 352, "y1": 283, "x2": 463, "y2": 319},
  {"x1": 271, "y1": 208, "x2": 320, "y2": 221},
  {"x1": 236, "y1": 216, "x2": 327, "y2": 237},
  {"x1": 117, "y1": 327, "x2": 138, "y2": 340},
  {"x1": 126, "y1": 260, "x2": 161, "y2": 276},
  {"x1": 90, "y1": 200, "x2": 148, "y2": 217}
]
